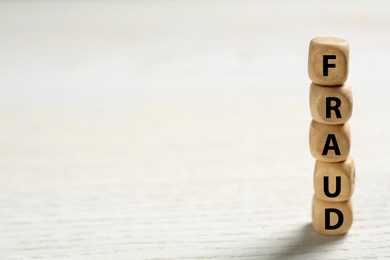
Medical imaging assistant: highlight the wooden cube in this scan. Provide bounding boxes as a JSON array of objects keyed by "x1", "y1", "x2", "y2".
[
  {"x1": 308, "y1": 37, "x2": 349, "y2": 86},
  {"x1": 310, "y1": 82, "x2": 353, "y2": 125},
  {"x1": 309, "y1": 120, "x2": 351, "y2": 162},
  {"x1": 312, "y1": 195, "x2": 353, "y2": 235},
  {"x1": 314, "y1": 157, "x2": 355, "y2": 202}
]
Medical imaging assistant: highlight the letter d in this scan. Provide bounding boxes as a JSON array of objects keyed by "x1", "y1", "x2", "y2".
[{"x1": 325, "y1": 208, "x2": 344, "y2": 230}]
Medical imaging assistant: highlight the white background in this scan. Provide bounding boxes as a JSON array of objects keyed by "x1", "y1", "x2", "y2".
[{"x1": 1, "y1": 1, "x2": 390, "y2": 259}]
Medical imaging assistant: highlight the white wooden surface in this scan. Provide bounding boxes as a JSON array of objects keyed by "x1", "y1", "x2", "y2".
[{"x1": 1, "y1": 1, "x2": 390, "y2": 259}]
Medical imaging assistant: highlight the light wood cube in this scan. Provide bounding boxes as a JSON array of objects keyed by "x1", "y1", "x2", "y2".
[
  {"x1": 308, "y1": 37, "x2": 349, "y2": 86},
  {"x1": 309, "y1": 120, "x2": 351, "y2": 162},
  {"x1": 314, "y1": 157, "x2": 355, "y2": 202},
  {"x1": 310, "y1": 82, "x2": 353, "y2": 125},
  {"x1": 312, "y1": 195, "x2": 353, "y2": 235}
]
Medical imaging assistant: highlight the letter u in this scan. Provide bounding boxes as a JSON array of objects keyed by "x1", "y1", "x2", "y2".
[{"x1": 324, "y1": 176, "x2": 341, "y2": 198}]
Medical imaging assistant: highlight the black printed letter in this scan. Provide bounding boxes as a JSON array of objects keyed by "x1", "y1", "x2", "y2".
[
  {"x1": 325, "y1": 208, "x2": 344, "y2": 230},
  {"x1": 323, "y1": 55, "x2": 336, "y2": 76},
  {"x1": 324, "y1": 176, "x2": 341, "y2": 198},
  {"x1": 326, "y1": 97, "x2": 342, "y2": 118},
  {"x1": 322, "y1": 134, "x2": 341, "y2": 156}
]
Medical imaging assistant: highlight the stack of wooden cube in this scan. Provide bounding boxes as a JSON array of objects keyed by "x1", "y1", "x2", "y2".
[{"x1": 308, "y1": 37, "x2": 355, "y2": 235}]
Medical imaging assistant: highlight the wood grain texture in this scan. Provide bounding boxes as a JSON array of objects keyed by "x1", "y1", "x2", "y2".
[
  {"x1": 309, "y1": 120, "x2": 351, "y2": 162},
  {"x1": 1, "y1": 0, "x2": 390, "y2": 259},
  {"x1": 308, "y1": 37, "x2": 349, "y2": 86},
  {"x1": 314, "y1": 157, "x2": 355, "y2": 202},
  {"x1": 312, "y1": 195, "x2": 353, "y2": 235},
  {"x1": 310, "y1": 82, "x2": 353, "y2": 125}
]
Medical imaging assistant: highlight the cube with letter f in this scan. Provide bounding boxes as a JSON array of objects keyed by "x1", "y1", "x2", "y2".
[{"x1": 308, "y1": 37, "x2": 349, "y2": 86}]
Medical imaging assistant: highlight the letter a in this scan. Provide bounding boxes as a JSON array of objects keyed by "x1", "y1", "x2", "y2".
[{"x1": 322, "y1": 134, "x2": 341, "y2": 155}]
